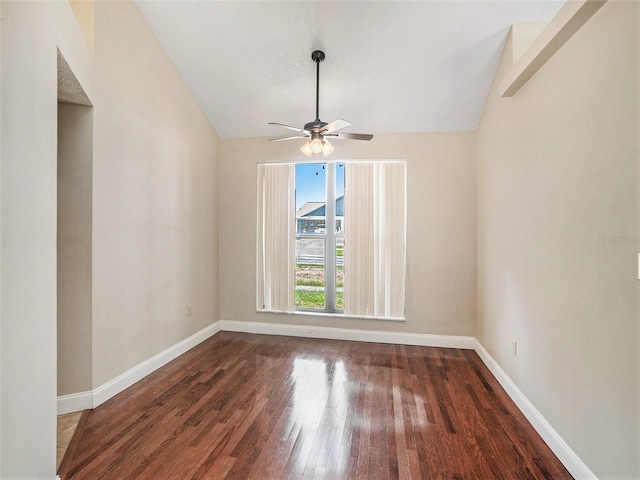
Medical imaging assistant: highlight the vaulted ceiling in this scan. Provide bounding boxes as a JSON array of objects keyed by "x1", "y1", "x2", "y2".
[{"x1": 135, "y1": 1, "x2": 563, "y2": 139}]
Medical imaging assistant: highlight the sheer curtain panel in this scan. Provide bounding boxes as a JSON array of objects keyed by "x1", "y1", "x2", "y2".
[
  {"x1": 344, "y1": 161, "x2": 407, "y2": 319},
  {"x1": 256, "y1": 163, "x2": 296, "y2": 312}
]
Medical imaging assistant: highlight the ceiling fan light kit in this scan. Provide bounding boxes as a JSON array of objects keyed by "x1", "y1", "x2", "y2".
[{"x1": 269, "y1": 50, "x2": 373, "y2": 157}]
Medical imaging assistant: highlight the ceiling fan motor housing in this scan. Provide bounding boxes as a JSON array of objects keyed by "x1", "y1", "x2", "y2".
[{"x1": 304, "y1": 120, "x2": 328, "y2": 132}]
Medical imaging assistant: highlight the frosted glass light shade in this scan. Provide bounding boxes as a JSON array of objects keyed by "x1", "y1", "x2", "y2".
[
  {"x1": 310, "y1": 137, "x2": 323, "y2": 153},
  {"x1": 300, "y1": 142, "x2": 312, "y2": 156},
  {"x1": 322, "y1": 139, "x2": 335, "y2": 157}
]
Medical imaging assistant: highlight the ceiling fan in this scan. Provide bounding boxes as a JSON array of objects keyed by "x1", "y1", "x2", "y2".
[{"x1": 269, "y1": 50, "x2": 373, "y2": 157}]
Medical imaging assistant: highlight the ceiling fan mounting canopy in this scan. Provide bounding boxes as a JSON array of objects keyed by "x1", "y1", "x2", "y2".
[
  {"x1": 311, "y1": 50, "x2": 325, "y2": 63},
  {"x1": 268, "y1": 49, "x2": 373, "y2": 156}
]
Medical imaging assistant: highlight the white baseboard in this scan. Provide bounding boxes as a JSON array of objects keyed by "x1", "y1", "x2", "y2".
[
  {"x1": 220, "y1": 319, "x2": 476, "y2": 349},
  {"x1": 57, "y1": 390, "x2": 93, "y2": 415},
  {"x1": 473, "y1": 339, "x2": 596, "y2": 480},
  {"x1": 55, "y1": 318, "x2": 592, "y2": 479},
  {"x1": 93, "y1": 321, "x2": 221, "y2": 407},
  {"x1": 57, "y1": 321, "x2": 221, "y2": 414}
]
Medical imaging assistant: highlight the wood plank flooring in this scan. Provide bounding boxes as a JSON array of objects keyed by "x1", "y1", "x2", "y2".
[{"x1": 59, "y1": 332, "x2": 573, "y2": 479}]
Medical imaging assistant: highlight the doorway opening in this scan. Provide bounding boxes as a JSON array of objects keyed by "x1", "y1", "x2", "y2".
[{"x1": 56, "y1": 48, "x2": 93, "y2": 470}]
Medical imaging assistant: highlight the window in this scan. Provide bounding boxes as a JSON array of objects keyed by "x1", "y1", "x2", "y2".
[
  {"x1": 257, "y1": 160, "x2": 406, "y2": 319},
  {"x1": 294, "y1": 163, "x2": 344, "y2": 313}
]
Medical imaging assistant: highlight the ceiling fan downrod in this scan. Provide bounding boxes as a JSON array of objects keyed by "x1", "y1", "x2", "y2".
[{"x1": 311, "y1": 50, "x2": 325, "y2": 123}]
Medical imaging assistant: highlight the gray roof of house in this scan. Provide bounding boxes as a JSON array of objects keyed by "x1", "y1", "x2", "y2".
[{"x1": 297, "y1": 196, "x2": 344, "y2": 218}]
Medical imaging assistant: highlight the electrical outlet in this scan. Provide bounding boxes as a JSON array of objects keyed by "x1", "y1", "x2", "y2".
[
  {"x1": 513, "y1": 340, "x2": 518, "y2": 356},
  {"x1": 187, "y1": 305, "x2": 192, "y2": 317}
]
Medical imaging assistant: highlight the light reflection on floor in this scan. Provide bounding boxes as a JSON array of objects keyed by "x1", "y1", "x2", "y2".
[{"x1": 290, "y1": 357, "x2": 349, "y2": 477}]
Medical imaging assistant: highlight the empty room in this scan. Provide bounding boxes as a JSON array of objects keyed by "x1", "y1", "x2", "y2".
[{"x1": 1, "y1": 0, "x2": 638, "y2": 479}]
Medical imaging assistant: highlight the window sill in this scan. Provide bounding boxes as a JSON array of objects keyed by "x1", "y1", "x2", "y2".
[{"x1": 257, "y1": 309, "x2": 405, "y2": 322}]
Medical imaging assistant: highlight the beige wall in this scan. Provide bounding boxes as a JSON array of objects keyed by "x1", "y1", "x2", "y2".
[
  {"x1": 220, "y1": 133, "x2": 477, "y2": 336},
  {"x1": 1, "y1": 1, "x2": 220, "y2": 477},
  {"x1": 0, "y1": 0, "x2": 3, "y2": 473},
  {"x1": 69, "y1": 0, "x2": 95, "y2": 56},
  {"x1": 58, "y1": 103, "x2": 93, "y2": 396},
  {"x1": 477, "y1": 2, "x2": 639, "y2": 478},
  {"x1": 91, "y1": 1, "x2": 220, "y2": 388}
]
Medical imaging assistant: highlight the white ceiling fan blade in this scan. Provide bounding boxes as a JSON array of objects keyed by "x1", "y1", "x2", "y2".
[
  {"x1": 268, "y1": 135, "x2": 309, "y2": 142},
  {"x1": 269, "y1": 122, "x2": 307, "y2": 133},
  {"x1": 332, "y1": 132, "x2": 373, "y2": 141},
  {"x1": 321, "y1": 118, "x2": 351, "y2": 133}
]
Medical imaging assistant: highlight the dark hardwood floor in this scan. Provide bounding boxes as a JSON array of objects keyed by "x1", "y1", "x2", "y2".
[{"x1": 59, "y1": 332, "x2": 573, "y2": 479}]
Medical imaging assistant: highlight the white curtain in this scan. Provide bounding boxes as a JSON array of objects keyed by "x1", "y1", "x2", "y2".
[
  {"x1": 256, "y1": 163, "x2": 296, "y2": 312},
  {"x1": 344, "y1": 161, "x2": 407, "y2": 318}
]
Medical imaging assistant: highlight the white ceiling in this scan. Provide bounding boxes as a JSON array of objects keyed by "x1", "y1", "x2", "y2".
[{"x1": 135, "y1": 1, "x2": 563, "y2": 139}]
